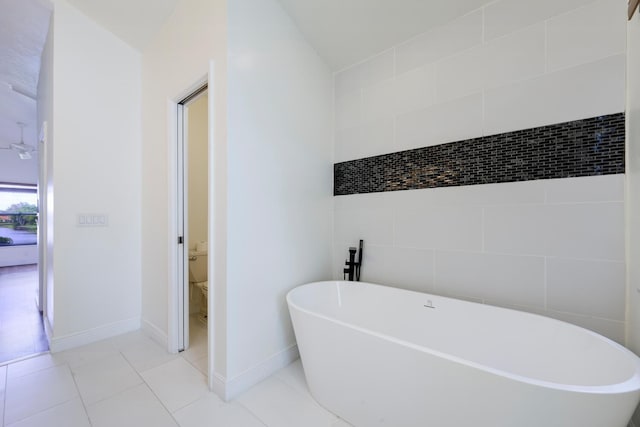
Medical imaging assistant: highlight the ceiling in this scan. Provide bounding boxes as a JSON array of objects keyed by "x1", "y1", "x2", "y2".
[
  {"x1": 60, "y1": 0, "x2": 492, "y2": 72},
  {"x1": 66, "y1": 0, "x2": 178, "y2": 52},
  {"x1": 0, "y1": 0, "x2": 493, "y2": 161},
  {"x1": 0, "y1": 0, "x2": 51, "y2": 153},
  {"x1": 276, "y1": 0, "x2": 491, "y2": 71}
]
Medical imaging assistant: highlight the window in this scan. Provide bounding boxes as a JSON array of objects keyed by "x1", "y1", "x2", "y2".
[{"x1": 0, "y1": 184, "x2": 38, "y2": 246}]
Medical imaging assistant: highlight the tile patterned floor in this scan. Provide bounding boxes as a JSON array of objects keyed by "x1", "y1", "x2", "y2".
[
  {"x1": 0, "y1": 323, "x2": 351, "y2": 426},
  {"x1": 0, "y1": 265, "x2": 48, "y2": 363}
]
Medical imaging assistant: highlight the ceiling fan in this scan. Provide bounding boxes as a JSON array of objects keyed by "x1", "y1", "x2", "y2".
[{"x1": 0, "y1": 122, "x2": 36, "y2": 160}]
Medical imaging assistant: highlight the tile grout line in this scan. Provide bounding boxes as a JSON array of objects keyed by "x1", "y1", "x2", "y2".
[
  {"x1": 137, "y1": 373, "x2": 181, "y2": 425},
  {"x1": 3, "y1": 363, "x2": 84, "y2": 427},
  {"x1": 274, "y1": 374, "x2": 338, "y2": 421},
  {"x1": 234, "y1": 400, "x2": 269, "y2": 427},
  {"x1": 116, "y1": 347, "x2": 183, "y2": 425},
  {"x1": 76, "y1": 349, "x2": 146, "y2": 411},
  {"x1": 67, "y1": 363, "x2": 94, "y2": 427},
  {"x1": 543, "y1": 257, "x2": 548, "y2": 310}
]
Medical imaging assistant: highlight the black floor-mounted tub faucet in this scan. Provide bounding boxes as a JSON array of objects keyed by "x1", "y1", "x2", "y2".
[{"x1": 344, "y1": 240, "x2": 363, "y2": 281}]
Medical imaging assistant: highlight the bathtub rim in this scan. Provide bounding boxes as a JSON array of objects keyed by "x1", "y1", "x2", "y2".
[{"x1": 287, "y1": 280, "x2": 640, "y2": 395}]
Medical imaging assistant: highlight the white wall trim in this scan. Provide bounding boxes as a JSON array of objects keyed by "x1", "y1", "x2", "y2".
[
  {"x1": 211, "y1": 372, "x2": 227, "y2": 399},
  {"x1": 206, "y1": 60, "x2": 218, "y2": 393},
  {"x1": 167, "y1": 97, "x2": 180, "y2": 354},
  {"x1": 43, "y1": 314, "x2": 53, "y2": 345},
  {"x1": 142, "y1": 318, "x2": 169, "y2": 349},
  {"x1": 49, "y1": 316, "x2": 140, "y2": 352},
  {"x1": 167, "y1": 75, "x2": 210, "y2": 356},
  {"x1": 216, "y1": 344, "x2": 299, "y2": 401}
]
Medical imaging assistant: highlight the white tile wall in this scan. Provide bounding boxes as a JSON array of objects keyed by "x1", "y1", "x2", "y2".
[
  {"x1": 544, "y1": 174, "x2": 625, "y2": 203},
  {"x1": 333, "y1": 207, "x2": 393, "y2": 247},
  {"x1": 332, "y1": 0, "x2": 627, "y2": 342},
  {"x1": 483, "y1": 0, "x2": 595, "y2": 42},
  {"x1": 482, "y1": 24, "x2": 546, "y2": 90},
  {"x1": 395, "y1": 93, "x2": 483, "y2": 152},
  {"x1": 334, "y1": 0, "x2": 626, "y2": 161},
  {"x1": 335, "y1": 49, "x2": 394, "y2": 95},
  {"x1": 395, "y1": 10, "x2": 483, "y2": 74},
  {"x1": 483, "y1": 202, "x2": 625, "y2": 260},
  {"x1": 435, "y1": 47, "x2": 485, "y2": 103},
  {"x1": 394, "y1": 205, "x2": 483, "y2": 252},
  {"x1": 394, "y1": 65, "x2": 436, "y2": 115},
  {"x1": 434, "y1": 251, "x2": 545, "y2": 308},
  {"x1": 332, "y1": 175, "x2": 627, "y2": 343},
  {"x1": 546, "y1": 258, "x2": 625, "y2": 321},
  {"x1": 546, "y1": 0, "x2": 626, "y2": 72},
  {"x1": 335, "y1": 119, "x2": 394, "y2": 162},
  {"x1": 362, "y1": 79, "x2": 396, "y2": 123},
  {"x1": 484, "y1": 54, "x2": 625, "y2": 136},
  {"x1": 358, "y1": 245, "x2": 435, "y2": 293}
]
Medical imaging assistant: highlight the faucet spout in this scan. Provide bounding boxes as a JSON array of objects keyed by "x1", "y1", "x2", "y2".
[{"x1": 343, "y1": 240, "x2": 364, "y2": 282}]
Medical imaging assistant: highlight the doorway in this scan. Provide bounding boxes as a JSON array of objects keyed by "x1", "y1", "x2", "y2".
[
  {"x1": 175, "y1": 85, "x2": 209, "y2": 375},
  {"x1": 0, "y1": 183, "x2": 47, "y2": 363}
]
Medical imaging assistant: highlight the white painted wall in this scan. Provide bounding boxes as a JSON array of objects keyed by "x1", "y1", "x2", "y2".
[
  {"x1": 0, "y1": 245, "x2": 38, "y2": 267},
  {"x1": 187, "y1": 93, "x2": 209, "y2": 251},
  {"x1": 627, "y1": 11, "x2": 640, "y2": 355},
  {"x1": 334, "y1": 0, "x2": 628, "y2": 343},
  {"x1": 38, "y1": 0, "x2": 142, "y2": 350},
  {"x1": 226, "y1": 0, "x2": 333, "y2": 396},
  {"x1": 0, "y1": 154, "x2": 37, "y2": 185},
  {"x1": 187, "y1": 93, "x2": 208, "y2": 315},
  {"x1": 140, "y1": 0, "x2": 227, "y2": 378}
]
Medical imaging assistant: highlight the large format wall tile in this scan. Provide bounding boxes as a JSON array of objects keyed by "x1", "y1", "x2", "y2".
[
  {"x1": 546, "y1": 258, "x2": 625, "y2": 321},
  {"x1": 395, "y1": 10, "x2": 482, "y2": 74},
  {"x1": 331, "y1": 0, "x2": 627, "y2": 343},
  {"x1": 546, "y1": 0, "x2": 626, "y2": 72},
  {"x1": 483, "y1": 202, "x2": 624, "y2": 260},
  {"x1": 483, "y1": 0, "x2": 596, "y2": 42},
  {"x1": 484, "y1": 55, "x2": 625, "y2": 136},
  {"x1": 434, "y1": 251, "x2": 545, "y2": 308}
]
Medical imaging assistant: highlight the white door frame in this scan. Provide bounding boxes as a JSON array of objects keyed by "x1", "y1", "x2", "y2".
[
  {"x1": 169, "y1": 81, "x2": 207, "y2": 353},
  {"x1": 168, "y1": 65, "x2": 216, "y2": 394},
  {"x1": 37, "y1": 122, "x2": 47, "y2": 314},
  {"x1": 177, "y1": 99, "x2": 189, "y2": 352}
]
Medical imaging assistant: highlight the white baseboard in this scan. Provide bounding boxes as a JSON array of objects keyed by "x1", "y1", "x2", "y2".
[
  {"x1": 49, "y1": 316, "x2": 141, "y2": 352},
  {"x1": 142, "y1": 318, "x2": 168, "y2": 349},
  {"x1": 215, "y1": 344, "x2": 299, "y2": 401},
  {"x1": 211, "y1": 372, "x2": 227, "y2": 399}
]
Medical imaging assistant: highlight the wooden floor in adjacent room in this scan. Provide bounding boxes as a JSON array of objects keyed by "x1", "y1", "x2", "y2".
[{"x1": 0, "y1": 264, "x2": 48, "y2": 364}]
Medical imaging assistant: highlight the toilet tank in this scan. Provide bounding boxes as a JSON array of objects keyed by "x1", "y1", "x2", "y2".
[{"x1": 188, "y1": 250, "x2": 208, "y2": 283}]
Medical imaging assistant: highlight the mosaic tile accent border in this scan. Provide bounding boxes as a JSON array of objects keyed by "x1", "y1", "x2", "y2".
[{"x1": 334, "y1": 113, "x2": 625, "y2": 196}]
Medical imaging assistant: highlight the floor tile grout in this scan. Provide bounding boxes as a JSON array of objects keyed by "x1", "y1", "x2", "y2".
[
  {"x1": 235, "y1": 400, "x2": 270, "y2": 427},
  {"x1": 0, "y1": 321, "x2": 349, "y2": 427}
]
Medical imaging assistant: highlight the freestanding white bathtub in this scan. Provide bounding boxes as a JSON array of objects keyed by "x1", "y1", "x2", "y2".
[{"x1": 287, "y1": 281, "x2": 640, "y2": 427}]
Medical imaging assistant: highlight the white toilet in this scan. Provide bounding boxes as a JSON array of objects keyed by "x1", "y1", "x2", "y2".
[{"x1": 188, "y1": 247, "x2": 208, "y2": 325}]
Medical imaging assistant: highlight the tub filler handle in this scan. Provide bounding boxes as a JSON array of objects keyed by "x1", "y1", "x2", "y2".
[{"x1": 343, "y1": 240, "x2": 363, "y2": 282}]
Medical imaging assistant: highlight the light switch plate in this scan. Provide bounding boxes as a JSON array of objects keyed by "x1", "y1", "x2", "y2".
[{"x1": 77, "y1": 214, "x2": 108, "y2": 227}]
